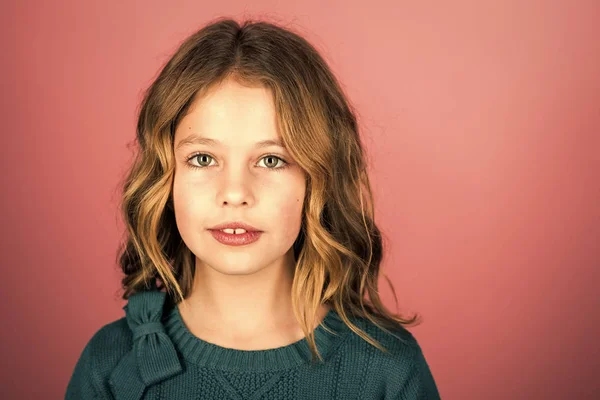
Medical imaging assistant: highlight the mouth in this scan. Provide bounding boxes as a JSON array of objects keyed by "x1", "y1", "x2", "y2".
[{"x1": 208, "y1": 229, "x2": 263, "y2": 246}]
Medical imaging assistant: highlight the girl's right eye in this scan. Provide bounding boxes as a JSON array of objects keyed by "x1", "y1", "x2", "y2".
[{"x1": 186, "y1": 153, "x2": 214, "y2": 170}]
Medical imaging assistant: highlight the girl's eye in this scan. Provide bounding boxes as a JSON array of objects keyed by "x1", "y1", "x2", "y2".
[{"x1": 185, "y1": 153, "x2": 289, "y2": 172}]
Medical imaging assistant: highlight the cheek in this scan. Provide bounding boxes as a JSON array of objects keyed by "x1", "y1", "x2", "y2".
[
  {"x1": 271, "y1": 195, "x2": 304, "y2": 240},
  {"x1": 172, "y1": 178, "x2": 208, "y2": 233}
]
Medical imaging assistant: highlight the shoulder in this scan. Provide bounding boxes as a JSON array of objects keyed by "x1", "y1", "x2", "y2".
[
  {"x1": 344, "y1": 315, "x2": 422, "y2": 362},
  {"x1": 86, "y1": 316, "x2": 133, "y2": 364},
  {"x1": 340, "y1": 316, "x2": 441, "y2": 399},
  {"x1": 66, "y1": 316, "x2": 133, "y2": 399},
  {"x1": 337, "y1": 311, "x2": 416, "y2": 345},
  {"x1": 67, "y1": 290, "x2": 183, "y2": 399},
  {"x1": 335, "y1": 314, "x2": 423, "y2": 373}
]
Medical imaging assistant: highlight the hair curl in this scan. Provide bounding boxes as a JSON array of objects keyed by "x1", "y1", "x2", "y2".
[{"x1": 114, "y1": 17, "x2": 421, "y2": 364}]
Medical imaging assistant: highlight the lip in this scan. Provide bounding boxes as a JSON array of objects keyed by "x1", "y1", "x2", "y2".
[
  {"x1": 209, "y1": 229, "x2": 263, "y2": 246},
  {"x1": 208, "y1": 221, "x2": 262, "y2": 232}
]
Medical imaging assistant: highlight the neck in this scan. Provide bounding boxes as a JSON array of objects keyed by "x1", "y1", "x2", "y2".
[{"x1": 179, "y1": 249, "x2": 304, "y2": 338}]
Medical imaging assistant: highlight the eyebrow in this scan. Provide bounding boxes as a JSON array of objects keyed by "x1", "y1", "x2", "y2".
[{"x1": 175, "y1": 134, "x2": 286, "y2": 151}]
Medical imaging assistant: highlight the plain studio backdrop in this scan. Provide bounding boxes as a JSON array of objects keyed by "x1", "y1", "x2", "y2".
[{"x1": 1, "y1": 1, "x2": 598, "y2": 399}]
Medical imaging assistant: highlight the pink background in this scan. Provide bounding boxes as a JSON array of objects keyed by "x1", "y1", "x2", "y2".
[{"x1": 2, "y1": 1, "x2": 599, "y2": 399}]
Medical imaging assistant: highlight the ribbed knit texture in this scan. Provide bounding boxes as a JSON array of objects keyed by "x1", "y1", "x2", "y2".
[{"x1": 65, "y1": 290, "x2": 440, "y2": 399}]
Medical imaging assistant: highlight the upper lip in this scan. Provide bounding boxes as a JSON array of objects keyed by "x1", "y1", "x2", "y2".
[{"x1": 209, "y1": 221, "x2": 262, "y2": 232}]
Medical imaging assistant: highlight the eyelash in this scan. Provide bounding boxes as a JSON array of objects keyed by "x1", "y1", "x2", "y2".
[{"x1": 185, "y1": 152, "x2": 290, "y2": 173}]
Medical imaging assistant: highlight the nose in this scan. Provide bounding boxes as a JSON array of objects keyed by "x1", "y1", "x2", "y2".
[{"x1": 216, "y1": 167, "x2": 255, "y2": 207}]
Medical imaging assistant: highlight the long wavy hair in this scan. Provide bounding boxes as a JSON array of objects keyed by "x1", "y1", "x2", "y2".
[{"x1": 115, "y1": 17, "x2": 421, "y2": 364}]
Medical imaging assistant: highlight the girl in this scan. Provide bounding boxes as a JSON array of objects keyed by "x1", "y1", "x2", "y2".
[{"x1": 66, "y1": 18, "x2": 441, "y2": 400}]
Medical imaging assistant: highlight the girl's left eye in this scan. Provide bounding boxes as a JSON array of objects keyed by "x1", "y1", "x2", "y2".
[{"x1": 185, "y1": 153, "x2": 289, "y2": 172}]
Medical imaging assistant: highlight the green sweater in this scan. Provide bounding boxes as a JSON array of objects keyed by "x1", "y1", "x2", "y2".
[{"x1": 65, "y1": 290, "x2": 440, "y2": 399}]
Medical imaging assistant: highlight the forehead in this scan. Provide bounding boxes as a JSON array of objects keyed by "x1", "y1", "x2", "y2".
[{"x1": 175, "y1": 79, "x2": 281, "y2": 147}]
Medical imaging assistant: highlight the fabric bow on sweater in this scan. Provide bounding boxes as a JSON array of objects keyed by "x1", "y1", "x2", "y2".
[{"x1": 108, "y1": 290, "x2": 183, "y2": 400}]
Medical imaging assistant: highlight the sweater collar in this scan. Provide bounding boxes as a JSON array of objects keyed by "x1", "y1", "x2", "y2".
[{"x1": 162, "y1": 295, "x2": 353, "y2": 372}]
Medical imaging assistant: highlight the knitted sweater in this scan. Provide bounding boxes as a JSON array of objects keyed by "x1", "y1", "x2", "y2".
[{"x1": 65, "y1": 290, "x2": 441, "y2": 399}]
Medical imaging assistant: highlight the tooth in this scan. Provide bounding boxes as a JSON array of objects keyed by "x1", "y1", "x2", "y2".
[{"x1": 221, "y1": 228, "x2": 247, "y2": 234}]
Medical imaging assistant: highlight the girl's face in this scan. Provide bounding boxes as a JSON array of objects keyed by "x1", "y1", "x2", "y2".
[{"x1": 172, "y1": 78, "x2": 306, "y2": 276}]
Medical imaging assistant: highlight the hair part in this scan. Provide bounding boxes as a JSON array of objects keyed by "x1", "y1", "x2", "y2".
[{"x1": 114, "y1": 17, "x2": 421, "y2": 365}]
